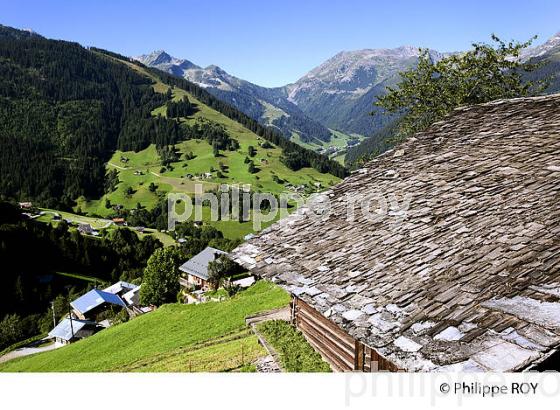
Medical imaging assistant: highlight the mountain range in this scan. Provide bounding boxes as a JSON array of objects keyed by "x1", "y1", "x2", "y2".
[
  {"x1": 137, "y1": 32, "x2": 560, "y2": 160},
  {"x1": 136, "y1": 47, "x2": 441, "y2": 146},
  {"x1": 136, "y1": 50, "x2": 333, "y2": 146}
]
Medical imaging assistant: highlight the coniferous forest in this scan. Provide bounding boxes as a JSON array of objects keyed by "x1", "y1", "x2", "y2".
[
  {"x1": 0, "y1": 201, "x2": 163, "y2": 349},
  {"x1": 0, "y1": 26, "x2": 347, "y2": 211}
]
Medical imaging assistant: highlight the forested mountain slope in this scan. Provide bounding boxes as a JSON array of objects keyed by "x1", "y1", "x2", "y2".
[
  {"x1": 136, "y1": 51, "x2": 333, "y2": 144},
  {"x1": 0, "y1": 25, "x2": 345, "y2": 211}
]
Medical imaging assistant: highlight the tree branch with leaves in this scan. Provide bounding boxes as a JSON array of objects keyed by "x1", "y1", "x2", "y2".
[{"x1": 375, "y1": 35, "x2": 546, "y2": 142}]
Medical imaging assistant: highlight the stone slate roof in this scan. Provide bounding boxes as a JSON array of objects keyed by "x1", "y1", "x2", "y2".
[
  {"x1": 179, "y1": 246, "x2": 228, "y2": 281},
  {"x1": 232, "y1": 94, "x2": 560, "y2": 372}
]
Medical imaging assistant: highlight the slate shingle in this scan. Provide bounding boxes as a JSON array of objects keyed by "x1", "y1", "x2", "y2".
[{"x1": 232, "y1": 94, "x2": 560, "y2": 371}]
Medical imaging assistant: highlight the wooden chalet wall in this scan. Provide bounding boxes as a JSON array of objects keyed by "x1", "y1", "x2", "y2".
[{"x1": 293, "y1": 297, "x2": 400, "y2": 372}]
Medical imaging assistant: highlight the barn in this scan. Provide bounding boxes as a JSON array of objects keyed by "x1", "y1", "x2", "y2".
[
  {"x1": 70, "y1": 289, "x2": 127, "y2": 320},
  {"x1": 47, "y1": 317, "x2": 98, "y2": 345},
  {"x1": 232, "y1": 94, "x2": 560, "y2": 372}
]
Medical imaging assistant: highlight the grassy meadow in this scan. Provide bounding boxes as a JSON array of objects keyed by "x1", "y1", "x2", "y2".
[
  {"x1": 77, "y1": 61, "x2": 340, "y2": 240},
  {"x1": 0, "y1": 281, "x2": 289, "y2": 372}
]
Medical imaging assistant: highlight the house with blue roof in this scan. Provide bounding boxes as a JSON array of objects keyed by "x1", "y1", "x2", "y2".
[
  {"x1": 71, "y1": 288, "x2": 127, "y2": 320},
  {"x1": 48, "y1": 317, "x2": 98, "y2": 345}
]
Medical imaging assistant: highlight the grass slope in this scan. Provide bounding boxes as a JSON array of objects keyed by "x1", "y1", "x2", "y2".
[
  {"x1": 37, "y1": 208, "x2": 176, "y2": 246},
  {"x1": 290, "y1": 129, "x2": 366, "y2": 164},
  {"x1": 78, "y1": 59, "x2": 340, "y2": 239},
  {"x1": 0, "y1": 281, "x2": 289, "y2": 372},
  {"x1": 55, "y1": 271, "x2": 108, "y2": 285},
  {"x1": 257, "y1": 320, "x2": 331, "y2": 372}
]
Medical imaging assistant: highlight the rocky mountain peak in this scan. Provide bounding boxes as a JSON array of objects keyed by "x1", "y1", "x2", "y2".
[
  {"x1": 520, "y1": 31, "x2": 560, "y2": 61},
  {"x1": 135, "y1": 50, "x2": 199, "y2": 70}
]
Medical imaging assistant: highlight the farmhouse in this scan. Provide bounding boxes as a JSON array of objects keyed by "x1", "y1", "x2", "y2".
[
  {"x1": 112, "y1": 217, "x2": 126, "y2": 226},
  {"x1": 70, "y1": 288, "x2": 127, "y2": 320},
  {"x1": 179, "y1": 246, "x2": 228, "y2": 289},
  {"x1": 48, "y1": 317, "x2": 98, "y2": 345},
  {"x1": 232, "y1": 94, "x2": 560, "y2": 372},
  {"x1": 103, "y1": 280, "x2": 138, "y2": 298},
  {"x1": 77, "y1": 223, "x2": 95, "y2": 235}
]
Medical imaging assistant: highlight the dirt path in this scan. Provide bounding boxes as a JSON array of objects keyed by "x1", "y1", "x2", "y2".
[{"x1": 108, "y1": 162, "x2": 127, "y2": 170}]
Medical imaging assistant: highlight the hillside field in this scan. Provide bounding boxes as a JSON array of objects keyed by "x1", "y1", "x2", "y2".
[
  {"x1": 77, "y1": 59, "x2": 340, "y2": 239},
  {"x1": 0, "y1": 281, "x2": 290, "y2": 372},
  {"x1": 36, "y1": 208, "x2": 176, "y2": 246},
  {"x1": 290, "y1": 129, "x2": 366, "y2": 164}
]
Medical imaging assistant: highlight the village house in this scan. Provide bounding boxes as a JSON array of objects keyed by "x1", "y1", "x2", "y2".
[
  {"x1": 179, "y1": 246, "x2": 228, "y2": 289},
  {"x1": 233, "y1": 94, "x2": 560, "y2": 372},
  {"x1": 47, "y1": 317, "x2": 98, "y2": 345},
  {"x1": 70, "y1": 288, "x2": 127, "y2": 320},
  {"x1": 47, "y1": 281, "x2": 149, "y2": 345},
  {"x1": 112, "y1": 217, "x2": 126, "y2": 226},
  {"x1": 77, "y1": 223, "x2": 98, "y2": 236}
]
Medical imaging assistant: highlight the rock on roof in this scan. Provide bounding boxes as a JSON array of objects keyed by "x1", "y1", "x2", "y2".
[
  {"x1": 232, "y1": 94, "x2": 560, "y2": 372},
  {"x1": 71, "y1": 289, "x2": 127, "y2": 315},
  {"x1": 179, "y1": 246, "x2": 228, "y2": 281}
]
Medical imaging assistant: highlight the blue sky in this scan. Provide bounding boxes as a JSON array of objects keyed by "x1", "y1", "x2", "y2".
[{"x1": 2, "y1": 0, "x2": 559, "y2": 87}]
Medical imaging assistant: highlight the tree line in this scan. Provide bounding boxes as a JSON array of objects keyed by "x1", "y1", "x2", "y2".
[{"x1": 0, "y1": 27, "x2": 192, "y2": 209}]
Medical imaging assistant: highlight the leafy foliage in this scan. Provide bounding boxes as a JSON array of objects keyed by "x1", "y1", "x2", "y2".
[
  {"x1": 207, "y1": 255, "x2": 244, "y2": 290},
  {"x1": 376, "y1": 35, "x2": 544, "y2": 141},
  {"x1": 139, "y1": 247, "x2": 184, "y2": 306}
]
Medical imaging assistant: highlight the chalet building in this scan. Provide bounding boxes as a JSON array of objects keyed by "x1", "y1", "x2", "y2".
[
  {"x1": 233, "y1": 94, "x2": 560, "y2": 372},
  {"x1": 112, "y1": 217, "x2": 126, "y2": 226},
  {"x1": 179, "y1": 246, "x2": 228, "y2": 289},
  {"x1": 70, "y1": 288, "x2": 127, "y2": 320},
  {"x1": 103, "y1": 281, "x2": 138, "y2": 298},
  {"x1": 48, "y1": 317, "x2": 98, "y2": 345},
  {"x1": 77, "y1": 223, "x2": 97, "y2": 235}
]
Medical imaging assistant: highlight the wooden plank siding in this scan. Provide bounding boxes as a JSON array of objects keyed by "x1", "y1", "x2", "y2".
[{"x1": 292, "y1": 297, "x2": 400, "y2": 372}]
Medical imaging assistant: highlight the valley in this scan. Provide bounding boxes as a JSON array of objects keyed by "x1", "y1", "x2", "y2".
[
  {"x1": 1, "y1": 18, "x2": 560, "y2": 381},
  {"x1": 77, "y1": 56, "x2": 340, "y2": 239}
]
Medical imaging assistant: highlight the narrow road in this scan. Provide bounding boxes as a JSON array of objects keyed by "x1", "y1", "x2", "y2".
[
  {"x1": 108, "y1": 162, "x2": 127, "y2": 170},
  {"x1": 0, "y1": 340, "x2": 61, "y2": 364}
]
